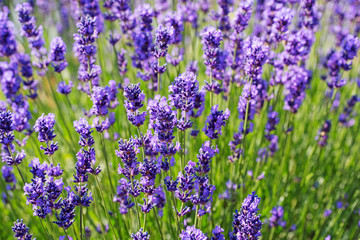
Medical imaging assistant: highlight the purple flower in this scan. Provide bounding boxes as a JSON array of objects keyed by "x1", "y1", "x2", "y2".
[
  {"x1": 270, "y1": 8, "x2": 293, "y2": 42},
  {"x1": 53, "y1": 193, "x2": 76, "y2": 229},
  {"x1": 50, "y1": 37, "x2": 68, "y2": 73},
  {"x1": 153, "y1": 25, "x2": 174, "y2": 58},
  {"x1": 29, "y1": 158, "x2": 48, "y2": 181},
  {"x1": 201, "y1": 26, "x2": 224, "y2": 70},
  {"x1": 196, "y1": 141, "x2": 218, "y2": 174},
  {"x1": 233, "y1": 0, "x2": 253, "y2": 34},
  {"x1": 230, "y1": 191, "x2": 263, "y2": 239},
  {"x1": 316, "y1": 120, "x2": 331, "y2": 147},
  {"x1": 243, "y1": 37, "x2": 269, "y2": 79},
  {"x1": 131, "y1": 228, "x2": 150, "y2": 240},
  {"x1": 12, "y1": 219, "x2": 34, "y2": 240},
  {"x1": 15, "y1": 3, "x2": 49, "y2": 76},
  {"x1": 0, "y1": 109, "x2": 14, "y2": 146},
  {"x1": 117, "y1": 49, "x2": 128, "y2": 76},
  {"x1": 124, "y1": 83, "x2": 147, "y2": 127},
  {"x1": 34, "y1": 113, "x2": 56, "y2": 142},
  {"x1": 203, "y1": 105, "x2": 230, "y2": 139},
  {"x1": 211, "y1": 225, "x2": 225, "y2": 240},
  {"x1": 74, "y1": 118, "x2": 95, "y2": 147},
  {"x1": 34, "y1": 113, "x2": 58, "y2": 155},
  {"x1": 341, "y1": 35, "x2": 360, "y2": 60},
  {"x1": 74, "y1": 15, "x2": 101, "y2": 86},
  {"x1": 180, "y1": 225, "x2": 207, "y2": 240},
  {"x1": 169, "y1": 71, "x2": 199, "y2": 113},
  {"x1": 91, "y1": 87, "x2": 110, "y2": 116},
  {"x1": 116, "y1": 138, "x2": 139, "y2": 179},
  {"x1": 164, "y1": 12, "x2": 184, "y2": 45},
  {"x1": 323, "y1": 209, "x2": 332, "y2": 217},
  {"x1": 136, "y1": 4, "x2": 154, "y2": 32},
  {"x1": 0, "y1": 7, "x2": 17, "y2": 57},
  {"x1": 57, "y1": 81, "x2": 73, "y2": 95},
  {"x1": 269, "y1": 206, "x2": 286, "y2": 228},
  {"x1": 113, "y1": 178, "x2": 134, "y2": 214}
]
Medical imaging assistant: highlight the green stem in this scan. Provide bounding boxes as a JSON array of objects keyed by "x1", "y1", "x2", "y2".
[
  {"x1": 130, "y1": 177, "x2": 141, "y2": 228},
  {"x1": 94, "y1": 175, "x2": 119, "y2": 239},
  {"x1": 100, "y1": 133, "x2": 115, "y2": 194},
  {"x1": 153, "y1": 208, "x2": 164, "y2": 240}
]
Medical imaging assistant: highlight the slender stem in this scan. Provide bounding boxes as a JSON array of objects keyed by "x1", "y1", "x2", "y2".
[
  {"x1": 40, "y1": 219, "x2": 51, "y2": 240},
  {"x1": 241, "y1": 77, "x2": 253, "y2": 159},
  {"x1": 130, "y1": 177, "x2": 141, "y2": 228},
  {"x1": 6, "y1": 145, "x2": 26, "y2": 185},
  {"x1": 157, "y1": 58, "x2": 160, "y2": 95},
  {"x1": 210, "y1": 69, "x2": 213, "y2": 108},
  {"x1": 137, "y1": 127, "x2": 145, "y2": 161},
  {"x1": 45, "y1": 216, "x2": 55, "y2": 240},
  {"x1": 94, "y1": 175, "x2": 119, "y2": 239},
  {"x1": 63, "y1": 227, "x2": 70, "y2": 240},
  {"x1": 100, "y1": 133, "x2": 115, "y2": 194},
  {"x1": 194, "y1": 205, "x2": 199, "y2": 228},
  {"x1": 142, "y1": 213, "x2": 147, "y2": 229},
  {"x1": 15, "y1": 165, "x2": 25, "y2": 185},
  {"x1": 153, "y1": 208, "x2": 164, "y2": 240},
  {"x1": 78, "y1": 183, "x2": 83, "y2": 240}
]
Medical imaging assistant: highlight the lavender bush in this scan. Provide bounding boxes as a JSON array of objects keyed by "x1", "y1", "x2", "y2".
[{"x1": 0, "y1": 0, "x2": 360, "y2": 239}]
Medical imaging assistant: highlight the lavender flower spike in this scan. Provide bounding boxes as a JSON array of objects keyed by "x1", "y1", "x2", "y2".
[{"x1": 203, "y1": 105, "x2": 230, "y2": 139}]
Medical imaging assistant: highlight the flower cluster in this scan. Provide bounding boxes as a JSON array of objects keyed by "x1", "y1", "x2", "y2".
[
  {"x1": 124, "y1": 83, "x2": 147, "y2": 127},
  {"x1": 15, "y1": 3, "x2": 49, "y2": 76},
  {"x1": 230, "y1": 191, "x2": 263, "y2": 239},
  {"x1": 203, "y1": 105, "x2": 230, "y2": 139},
  {"x1": 33, "y1": 113, "x2": 58, "y2": 156},
  {"x1": 74, "y1": 15, "x2": 101, "y2": 88},
  {"x1": 12, "y1": 219, "x2": 34, "y2": 240}
]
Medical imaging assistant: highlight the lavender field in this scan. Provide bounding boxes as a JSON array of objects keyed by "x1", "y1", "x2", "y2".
[{"x1": 0, "y1": 0, "x2": 360, "y2": 239}]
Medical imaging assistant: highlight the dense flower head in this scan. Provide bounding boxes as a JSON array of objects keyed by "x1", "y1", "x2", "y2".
[
  {"x1": 113, "y1": 178, "x2": 135, "y2": 214},
  {"x1": 211, "y1": 225, "x2": 225, "y2": 240},
  {"x1": 203, "y1": 105, "x2": 230, "y2": 139},
  {"x1": 124, "y1": 83, "x2": 145, "y2": 112},
  {"x1": 29, "y1": 158, "x2": 48, "y2": 181},
  {"x1": 269, "y1": 206, "x2": 286, "y2": 228},
  {"x1": 53, "y1": 193, "x2": 76, "y2": 229},
  {"x1": 153, "y1": 97, "x2": 177, "y2": 143},
  {"x1": 91, "y1": 86, "x2": 110, "y2": 116},
  {"x1": 316, "y1": 120, "x2": 331, "y2": 147},
  {"x1": 196, "y1": 141, "x2": 219, "y2": 174},
  {"x1": 50, "y1": 36, "x2": 68, "y2": 73},
  {"x1": 131, "y1": 228, "x2": 150, "y2": 240},
  {"x1": 169, "y1": 71, "x2": 199, "y2": 112},
  {"x1": 180, "y1": 225, "x2": 207, "y2": 240},
  {"x1": 233, "y1": 0, "x2": 253, "y2": 34},
  {"x1": 243, "y1": 37, "x2": 269, "y2": 79},
  {"x1": 124, "y1": 83, "x2": 147, "y2": 127},
  {"x1": 2, "y1": 165, "x2": 16, "y2": 186},
  {"x1": 0, "y1": 7, "x2": 17, "y2": 57},
  {"x1": 57, "y1": 81, "x2": 73, "y2": 95},
  {"x1": 270, "y1": 7, "x2": 293, "y2": 42},
  {"x1": 0, "y1": 109, "x2": 14, "y2": 145},
  {"x1": 15, "y1": 2, "x2": 48, "y2": 75},
  {"x1": 116, "y1": 138, "x2": 139, "y2": 179},
  {"x1": 164, "y1": 12, "x2": 184, "y2": 44},
  {"x1": 117, "y1": 48, "x2": 128, "y2": 76},
  {"x1": 74, "y1": 118, "x2": 95, "y2": 147},
  {"x1": 201, "y1": 26, "x2": 223, "y2": 49},
  {"x1": 230, "y1": 191, "x2": 263, "y2": 239},
  {"x1": 34, "y1": 113, "x2": 56, "y2": 142},
  {"x1": 136, "y1": 4, "x2": 154, "y2": 31},
  {"x1": 341, "y1": 34, "x2": 360, "y2": 61},
  {"x1": 153, "y1": 24, "x2": 174, "y2": 58},
  {"x1": 12, "y1": 219, "x2": 34, "y2": 240},
  {"x1": 283, "y1": 66, "x2": 310, "y2": 113}
]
